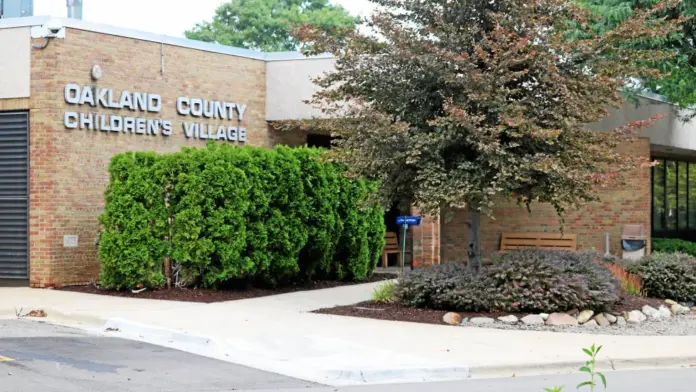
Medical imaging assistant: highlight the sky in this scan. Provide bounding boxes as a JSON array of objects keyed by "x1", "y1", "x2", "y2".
[{"x1": 33, "y1": 0, "x2": 377, "y2": 38}]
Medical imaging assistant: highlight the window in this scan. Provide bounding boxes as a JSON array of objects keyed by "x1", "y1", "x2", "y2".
[
  {"x1": 653, "y1": 159, "x2": 665, "y2": 231},
  {"x1": 652, "y1": 158, "x2": 696, "y2": 233},
  {"x1": 307, "y1": 134, "x2": 333, "y2": 149}
]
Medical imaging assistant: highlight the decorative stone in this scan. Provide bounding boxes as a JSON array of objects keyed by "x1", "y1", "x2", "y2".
[
  {"x1": 583, "y1": 319, "x2": 598, "y2": 327},
  {"x1": 545, "y1": 312, "x2": 578, "y2": 326},
  {"x1": 691, "y1": 306, "x2": 696, "y2": 312},
  {"x1": 594, "y1": 314, "x2": 610, "y2": 327},
  {"x1": 443, "y1": 312, "x2": 462, "y2": 325},
  {"x1": 604, "y1": 313, "x2": 617, "y2": 324},
  {"x1": 521, "y1": 314, "x2": 545, "y2": 325},
  {"x1": 670, "y1": 304, "x2": 690, "y2": 315},
  {"x1": 627, "y1": 310, "x2": 647, "y2": 324},
  {"x1": 470, "y1": 317, "x2": 495, "y2": 325},
  {"x1": 567, "y1": 309, "x2": 580, "y2": 317},
  {"x1": 642, "y1": 305, "x2": 660, "y2": 320},
  {"x1": 665, "y1": 299, "x2": 678, "y2": 306},
  {"x1": 682, "y1": 302, "x2": 694, "y2": 308},
  {"x1": 577, "y1": 310, "x2": 594, "y2": 324},
  {"x1": 616, "y1": 316, "x2": 627, "y2": 326},
  {"x1": 540, "y1": 313, "x2": 550, "y2": 321},
  {"x1": 658, "y1": 306, "x2": 672, "y2": 319},
  {"x1": 497, "y1": 315, "x2": 519, "y2": 324}
]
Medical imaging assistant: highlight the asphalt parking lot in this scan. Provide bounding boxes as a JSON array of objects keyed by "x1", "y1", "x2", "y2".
[{"x1": 0, "y1": 319, "x2": 316, "y2": 392}]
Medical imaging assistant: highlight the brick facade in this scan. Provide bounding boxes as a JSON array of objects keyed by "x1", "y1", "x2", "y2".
[
  {"x1": 28, "y1": 28, "x2": 269, "y2": 287},
  {"x1": 5, "y1": 23, "x2": 653, "y2": 286},
  {"x1": 440, "y1": 138, "x2": 652, "y2": 261}
]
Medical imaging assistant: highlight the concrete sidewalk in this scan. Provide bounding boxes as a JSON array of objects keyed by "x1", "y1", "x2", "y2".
[{"x1": 2, "y1": 283, "x2": 696, "y2": 386}]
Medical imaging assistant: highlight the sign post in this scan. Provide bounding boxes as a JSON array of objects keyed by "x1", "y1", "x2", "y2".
[{"x1": 395, "y1": 216, "x2": 421, "y2": 278}]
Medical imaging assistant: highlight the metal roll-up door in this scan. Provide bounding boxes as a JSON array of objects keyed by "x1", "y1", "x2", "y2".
[{"x1": 0, "y1": 112, "x2": 28, "y2": 279}]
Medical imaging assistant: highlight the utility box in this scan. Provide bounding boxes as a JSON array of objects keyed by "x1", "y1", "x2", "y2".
[
  {"x1": 1, "y1": 0, "x2": 34, "y2": 18},
  {"x1": 622, "y1": 224, "x2": 647, "y2": 260}
]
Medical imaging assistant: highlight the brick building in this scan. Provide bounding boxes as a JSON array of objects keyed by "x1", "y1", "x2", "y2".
[{"x1": 0, "y1": 16, "x2": 682, "y2": 287}]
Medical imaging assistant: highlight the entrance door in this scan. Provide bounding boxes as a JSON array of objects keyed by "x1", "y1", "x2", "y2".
[{"x1": 0, "y1": 112, "x2": 29, "y2": 279}]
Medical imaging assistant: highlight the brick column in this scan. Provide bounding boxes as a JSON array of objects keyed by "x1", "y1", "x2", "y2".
[{"x1": 410, "y1": 207, "x2": 441, "y2": 268}]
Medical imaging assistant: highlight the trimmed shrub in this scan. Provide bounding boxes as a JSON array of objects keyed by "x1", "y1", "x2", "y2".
[
  {"x1": 99, "y1": 144, "x2": 385, "y2": 289},
  {"x1": 651, "y1": 238, "x2": 696, "y2": 257},
  {"x1": 627, "y1": 252, "x2": 696, "y2": 301},
  {"x1": 397, "y1": 263, "x2": 492, "y2": 311},
  {"x1": 156, "y1": 148, "x2": 251, "y2": 287},
  {"x1": 489, "y1": 251, "x2": 619, "y2": 312},
  {"x1": 99, "y1": 152, "x2": 169, "y2": 290},
  {"x1": 396, "y1": 250, "x2": 620, "y2": 313}
]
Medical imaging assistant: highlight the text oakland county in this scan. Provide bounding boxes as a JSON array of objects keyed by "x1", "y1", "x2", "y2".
[{"x1": 63, "y1": 84, "x2": 248, "y2": 143}]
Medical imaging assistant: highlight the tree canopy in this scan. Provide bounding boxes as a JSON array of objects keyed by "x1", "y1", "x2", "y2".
[
  {"x1": 576, "y1": 0, "x2": 696, "y2": 110},
  {"x1": 185, "y1": 0, "x2": 357, "y2": 52},
  {"x1": 283, "y1": 0, "x2": 683, "y2": 220}
]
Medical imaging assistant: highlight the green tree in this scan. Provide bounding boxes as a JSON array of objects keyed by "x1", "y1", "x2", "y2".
[
  {"x1": 285, "y1": 0, "x2": 682, "y2": 269},
  {"x1": 574, "y1": 0, "x2": 696, "y2": 111},
  {"x1": 185, "y1": 0, "x2": 357, "y2": 52}
]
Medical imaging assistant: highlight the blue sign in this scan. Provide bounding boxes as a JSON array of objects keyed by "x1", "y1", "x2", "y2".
[{"x1": 396, "y1": 216, "x2": 422, "y2": 226}]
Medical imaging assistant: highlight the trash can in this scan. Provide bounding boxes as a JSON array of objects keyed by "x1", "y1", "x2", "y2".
[{"x1": 621, "y1": 224, "x2": 646, "y2": 260}]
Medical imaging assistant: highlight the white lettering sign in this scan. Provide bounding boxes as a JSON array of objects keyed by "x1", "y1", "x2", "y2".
[{"x1": 63, "y1": 84, "x2": 246, "y2": 144}]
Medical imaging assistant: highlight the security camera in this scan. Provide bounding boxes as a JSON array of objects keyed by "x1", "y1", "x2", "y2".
[{"x1": 45, "y1": 19, "x2": 64, "y2": 35}]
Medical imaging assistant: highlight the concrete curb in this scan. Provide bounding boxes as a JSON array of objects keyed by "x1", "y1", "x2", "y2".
[
  {"x1": 324, "y1": 367, "x2": 470, "y2": 384},
  {"x1": 468, "y1": 356, "x2": 696, "y2": 379},
  {"x1": 90, "y1": 317, "x2": 471, "y2": 386},
  {"x1": 0, "y1": 306, "x2": 107, "y2": 328}
]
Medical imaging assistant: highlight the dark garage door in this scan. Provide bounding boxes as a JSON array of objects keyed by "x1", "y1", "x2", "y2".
[{"x1": 0, "y1": 112, "x2": 28, "y2": 279}]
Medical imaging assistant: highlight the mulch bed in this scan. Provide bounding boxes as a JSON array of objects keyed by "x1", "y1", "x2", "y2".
[
  {"x1": 57, "y1": 273, "x2": 396, "y2": 304},
  {"x1": 313, "y1": 294, "x2": 667, "y2": 326}
]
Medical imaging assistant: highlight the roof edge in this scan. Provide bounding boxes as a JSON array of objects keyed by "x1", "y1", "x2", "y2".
[{"x1": 0, "y1": 16, "x2": 336, "y2": 62}]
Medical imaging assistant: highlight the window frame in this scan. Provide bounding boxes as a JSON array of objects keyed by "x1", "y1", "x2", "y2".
[{"x1": 652, "y1": 156, "x2": 696, "y2": 237}]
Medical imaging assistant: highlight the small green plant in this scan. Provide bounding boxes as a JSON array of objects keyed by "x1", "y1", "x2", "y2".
[
  {"x1": 578, "y1": 344, "x2": 607, "y2": 391},
  {"x1": 544, "y1": 344, "x2": 607, "y2": 392},
  {"x1": 372, "y1": 281, "x2": 397, "y2": 303}
]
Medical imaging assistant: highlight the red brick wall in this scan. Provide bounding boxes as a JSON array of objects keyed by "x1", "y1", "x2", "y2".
[
  {"x1": 410, "y1": 207, "x2": 441, "y2": 267},
  {"x1": 441, "y1": 208, "x2": 469, "y2": 263},
  {"x1": 29, "y1": 29, "x2": 268, "y2": 287},
  {"x1": 440, "y1": 138, "x2": 651, "y2": 260}
]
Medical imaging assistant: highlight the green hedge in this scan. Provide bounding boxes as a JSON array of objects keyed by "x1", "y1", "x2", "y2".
[
  {"x1": 652, "y1": 238, "x2": 696, "y2": 257},
  {"x1": 99, "y1": 144, "x2": 385, "y2": 290}
]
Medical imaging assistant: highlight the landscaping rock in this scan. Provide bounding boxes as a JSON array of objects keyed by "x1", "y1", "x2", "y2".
[
  {"x1": 583, "y1": 319, "x2": 598, "y2": 327},
  {"x1": 627, "y1": 310, "x2": 647, "y2": 324},
  {"x1": 567, "y1": 308, "x2": 579, "y2": 317},
  {"x1": 545, "y1": 312, "x2": 578, "y2": 326},
  {"x1": 604, "y1": 313, "x2": 617, "y2": 324},
  {"x1": 443, "y1": 312, "x2": 462, "y2": 325},
  {"x1": 659, "y1": 306, "x2": 672, "y2": 319},
  {"x1": 594, "y1": 314, "x2": 610, "y2": 327},
  {"x1": 470, "y1": 317, "x2": 495, "y2": 325},
  {"x1": 521, "y1": 314, "x2": 545, "y2": 325},
  {"x1": 692, "y1": 306, "x2": 696, "y2": 312},
  {"x1": 497, "y1": 315, "x2": 518, "y2": 324},
  {"x1": 540, "y1": 313, "x2": 550, "y2": 321},
  {"x1": 665, "y1": 299, "x2": 678, "y2": 306},
  {"x1": 616, "y1": 316, "x2": 627, "y2": 326},
  {"x1": 577, "y1": 310, "x2": 594, "y2": 324},
  {"x1": 671, "y1": 304, "x2": 690, "y2": 315},
  {"x1": 682, "y1": 302, "x2": 694, "y2": 308},
  {"x1": 642, "y1": 305, "x2": 660, "y2": 320}
]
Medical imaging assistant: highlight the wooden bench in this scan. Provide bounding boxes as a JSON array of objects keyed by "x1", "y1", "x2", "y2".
[
  {"x1": 382, "y1": 232, "x2": 407, "y2": 268},
  {"x1": 501, "y1": 232, "x2": 577, "y2": 251}
]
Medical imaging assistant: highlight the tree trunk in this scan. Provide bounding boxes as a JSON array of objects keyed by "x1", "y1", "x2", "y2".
[{"x1": 467, "y1": 210, "x2": 481, "y2": 273}]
